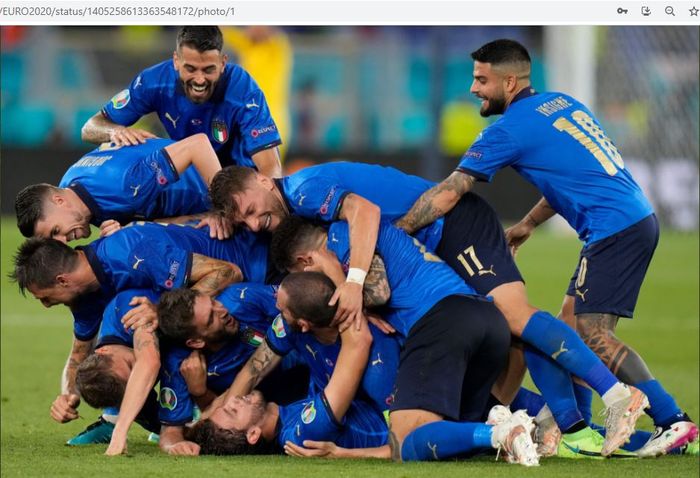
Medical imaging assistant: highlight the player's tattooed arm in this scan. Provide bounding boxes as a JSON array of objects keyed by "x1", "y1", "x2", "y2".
[
  {"x1": 505, "y1": 197, "x2": 556, "y2": 255},
  {"x1": 81, "y1": 111, "x2": 156, "y2": 146},
  {"x1": 231, "y1": 341, "x2": 282, "y2": 399},
  {"x1": 362, "y1": 254, "x2": 391, "y2": 307},
  {"x1": 395, "y1": 171, "x2": 475, "y2": 234},
  {"x1": 189, "y1": 254, "x2": 243, "y2": 297},
  {"x1": 62, "y1": 337, "x2": 95, "y2": 395},
  {"x1": 522, "y1": 197, "x2": 556, "y2": 228}
]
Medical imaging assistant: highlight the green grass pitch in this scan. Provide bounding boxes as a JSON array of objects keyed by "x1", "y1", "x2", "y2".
[{"x1": 1, "y1": 216, "x2": 698, "y2": 477}]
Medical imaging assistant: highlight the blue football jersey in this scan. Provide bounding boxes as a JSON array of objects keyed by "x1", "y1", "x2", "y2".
[
  {"x1": 457, "y1": 90, "x2": 653, "y2": 244},
  {"x1": 59, "y1": 139, "x2": 209, "y2": 226},
  {"x1": 266, "y1": 315, "x2": 400, "y2": 413},
  {"x1": 159, "y1": 283, "x2": 277, "y2": 425},
  {"x1": 327, "y1": 221, "x2": 475, "y2": 337},
  {"x1": 278, "y1": 162, "x2": 444, "y2": 251},
  {"x1": 96, "y1": 289, "x2": 160, "y2": 348},
  {"x1": 70, "y1": 289, "x2": 113, "y2": 341},
  {"x1": 278, "y1": 392, "x2": 388, "y2": 448},
  {"x1": 82, "y1": 222, "x2": 271, "y2": 297},
  {"x1": 102, "y1": 61, "x2": 281, "y2": 168}
]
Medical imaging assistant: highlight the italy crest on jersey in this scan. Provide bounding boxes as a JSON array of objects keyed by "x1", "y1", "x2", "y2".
[
  {"x1": 211, "y1": 119, "x2": 229, "y2": 143},
  {"x1": 301, "y1": 401, "x2": 316, "y2": 424},
  {"x1": 242, "y1": 328, "x2": 264, "y2": 347},
  {"x1": 111, "y1": 89, "x2": 130, "y2": 109},
  {"x1": 159, "y1": 387, "x2": 178, "y2": 410}
]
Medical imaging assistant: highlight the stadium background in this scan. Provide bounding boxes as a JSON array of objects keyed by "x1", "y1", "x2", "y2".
[{"x1": 0, "y1": 25, "x2": 698, "y2": 476}]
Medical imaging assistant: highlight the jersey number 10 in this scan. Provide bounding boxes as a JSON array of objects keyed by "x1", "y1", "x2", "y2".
[{"x1": 553, "y1": 110, "x2": 624, "y2": 176}]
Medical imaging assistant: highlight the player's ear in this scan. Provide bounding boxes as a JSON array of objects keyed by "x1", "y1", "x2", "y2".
[
  {"x1": 56, "y1": 273, "x2": 70, "y2": 287},
  {"x1": 246, "y1": 426, "x2": 262, "y2": 445},
  {"x1": 298, "y1": 319, "x2": 312, "y2": 333},
  {"x1": 257, "y1": 173, "x2": 273, "y2": 188},
  {"x1": 172, "y1": 50, "x2": 180, "y2": 69},
  {"x1": 185, "y1": 338, "x2": 206, "y2": 349},
  {"x1": 221, "y1": 53, "x2": 228, "y2": 69},
  {"x1": 294, "y1": 252, "x2": 314, "y2": 270},
  {"x1": 51, "y1": 193, "x2": 65, "y2": 207}
]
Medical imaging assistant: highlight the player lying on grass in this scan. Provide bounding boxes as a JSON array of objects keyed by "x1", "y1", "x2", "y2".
[
  {"x1": 154, "y1": 284, "x2": 308, "y2": 455},
  {"x1": 10, "y1": 223, "x2": 248, "y2": 444},
  {"x1": 394, "y1": 38, "x2": 697, "y2": 456},
  {"x1": 210, "y1": 161, "x2": 649, "y2": 457},
  {"x1": 15, "y1": 133, "x2": 231, "y2": 242},
  {"x1": 189, "y1": 270, "x2": 538, "y2": 465},
  {"x1": 82, "y1": 26, "x2": 282, "y2": 178}
]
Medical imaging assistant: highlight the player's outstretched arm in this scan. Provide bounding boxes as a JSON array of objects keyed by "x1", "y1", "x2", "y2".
[
  {"x1": 208, "y1": 340, "x2": 283, "y2": 419},
  {"x1": 189, "y1": 254, "x2": 243, "y2": 297},
  {"x1": 504, "y1": 196, "x2": 556, "y2": 256},
  {"x1": 285, "y1": 440, "x2": 390, "y2": 459},
  {"x1": 324, "y1": 315, "x2": 373, "y2": 422},
  {"x1": 251, "y1": 147, "x2": 283, "y2": 178},
  {"x1": 81, "y1": 111, "x2": 156, "y2": 146},
  {"x1": 51, "y1": 336, "x2": 94, "y2": 423},
  {"x1": 331, "y1": 194, "x2": 381, "y2": 328},
  {"x1": 164, "y1": 133, "x2": 222, "y2": 186},
  {"x1": 105, "y1": 327, "x2": 160, "y2": 456},
  {"x1": 395, "y1": 171, "x2": 475, "y2": 234},
  {"x1": 159, "y1": 425, "x2": 200, "y2": 456}
]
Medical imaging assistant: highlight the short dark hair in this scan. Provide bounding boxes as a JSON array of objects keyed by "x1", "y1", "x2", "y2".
[
  {"x1": 280, "y1": 272, "x2": 337, "y2": 327},
  {"x1": 209, "y1": 166, "x2": 257, "y2": 218},
  {"x1": 185, "y1": 419, "x2": 276, "y2": 455},
  {"x1": 270, "y1": 216, "x2": 326, "y2": 272},
  {"x1": 176, "y1": 26, "x2": 223, "y2": 53},
  {"x1": 157, "y1": 288, "x2": 200, "y2": 345},
  {"x1": 75, "y1": 353, "x2": 126, "y2": 409},
  {"x1": 9, "y1": 238, "x2": 79, "y2": 295},
  {"x1": 471, "y1": 39, "x2": 531, "y2": 67},
  {"x1": 15, "y1": 183, "x2": 58, "y2": 238}
]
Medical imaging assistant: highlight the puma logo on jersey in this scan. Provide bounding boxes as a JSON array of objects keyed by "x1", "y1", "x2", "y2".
[
  {"x1": 427, "y1": 442, "x2": 439, "y2": 460},
  {"x1": 130, "y1": 184, "x2": 141, "y2": 197},
  {"x1": 165, "y1": 112, "x2": 180, "y2": 128},
  {"x1": 239, "y1": 287, "x2": 248, "y2": 299},
  {"x1": 298, "y1": 194, "x2": 306, "y2": 206},
  {"x1": 371, "y1": 353, "x2": 383, "y2": 366},
  {"x1": 207, "y1": 366, "x2": 220, "y2": 377},
  {"x1": 478, "y1": 265, "x2": 496, "y2": 276},
  {"x1": 575, "y1": 288, "x2": 589, "y2": 302},
  {"x1": 246, "y1": 100, "x2": 259, "y2": 109},
  {"x1": 330, "y1": 233, "x2": 339, "y2": 243},
  {"x1": 305, "y1": 344, "x2": 318, "y2": 360},
  {"x1": 551, "y1": 341, "x2": 569, "y2": 360},
  {"x1": 132, "y1": 256, "x2": 145, "y2": 269}
]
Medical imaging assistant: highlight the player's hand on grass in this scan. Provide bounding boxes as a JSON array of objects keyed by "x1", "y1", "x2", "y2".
[
  {"x1": 50, "y1": 393, "x2": 80, "y2": 423},
  {"x1": 105, "y1": 436, "x2": 127, "y2": 456},
  {"x1": 165, "y1": 440, "x2": 200, "y2": 456},
  {"x1": 180, "y1": 350, "x2": 208, "y2": 398},
  {"x1": 365, "y1": 311, "x2": 395, "y2": 335},
  {"x1": 195, "y1": 212, "x2": 233, "y2": 240},
  {"x1": 109, "y1": 126, "x2": 157, "y2": 146},
  {"x1": 284, "y1": 440, "x2": 340, "y2": 458},
  {"x1": 504, "y1": 220, "x2": 535, "y2": 257},
  {"x1": 99, "y1": 219, "x2": 121, "y2": 238},
  {"x1": 121, "y1": 296, "x2": 158, "y2": 331}
]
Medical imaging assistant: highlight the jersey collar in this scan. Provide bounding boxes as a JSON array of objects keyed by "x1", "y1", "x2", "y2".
[
  {"x1": 509, "y1": 87, "x2": 538, "y2": 108},
  {"x1": 77, "y1": 243, "x2": 111, "y2": 293},
  {"x1": 69, "y1": 182, "x2": 104, "y2": 225}
]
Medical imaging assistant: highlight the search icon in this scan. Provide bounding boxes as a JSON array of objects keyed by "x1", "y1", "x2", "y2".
[{"x1": 665, "y1": 5, "x2": 675, "y2": 15}]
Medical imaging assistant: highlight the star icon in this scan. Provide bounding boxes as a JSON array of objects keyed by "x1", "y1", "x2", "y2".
[{"x1": 691, "y1": 6, "x2": 699, "y2": 16}]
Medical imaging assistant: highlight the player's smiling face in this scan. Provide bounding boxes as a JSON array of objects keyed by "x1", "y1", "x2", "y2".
[
  {"x1": 174, "y1": 46, "x2": 226, "y2": 104},
  {"x1": 232, "y1": 176, "x2": 287, "y2": 233},
  {"x1": 470, "y1": 61, "x2": 508, "y2": 117},
  {"x1": 210, "y1": 390, "x2": 267, "y2": 433},
  {"x1": 34, "y1": 198, "x2": 91, "y2": 243},
  {"x1": 190, "y1": 295, "x2": 239, "y2": 347}
]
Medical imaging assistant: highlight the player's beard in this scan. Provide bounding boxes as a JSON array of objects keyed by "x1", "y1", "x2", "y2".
[{"x1": 480, "y1": 93, "x2": 507, "y2": 117}]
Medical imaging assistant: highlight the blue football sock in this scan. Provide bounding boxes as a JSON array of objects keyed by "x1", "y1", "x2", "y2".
[
  {"x1": 102, "y1": 407, "x2": 119, "y2": 417},
  {"x1": 590, "y1": 423, "x2": 652, "y2": 451},
  {"x1": 573, "y1": 382, "x2": 593, "y2": 425},
  {"x1": 525, "y1": 345, "x2": 583, "y2": 432},
  {"x1": 511, "y1": 387, "x2": 546, "y2": 416},
  {"x1": 522, "y1": 311, "x2": 619, "y2": 397},
  {"x1": 633, "y1": 379, "x2": 684, "y2": 427},
  {"x1": 401, "y1": 421, "x2": 493, "y2": 461}
]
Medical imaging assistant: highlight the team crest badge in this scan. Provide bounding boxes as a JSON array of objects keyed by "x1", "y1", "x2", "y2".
[
  {"x1": 243, "y1": 328, "x2": 264, "y2": 347},
  {"x1": 111, "y1": 89, "x2": 130, "y2": 109},
  {"x1": 211, "y1": 119, "x2": 229, "y2": 143},
  {"x1": 272, "y1": 315, "x2": 286, "y2": 338},
  {"x1": 301, "y1": 401, "x2": 316, "y2": 424},
  {"x1": 159, "y1": 387, "x2": 177, "y2": 410}
]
